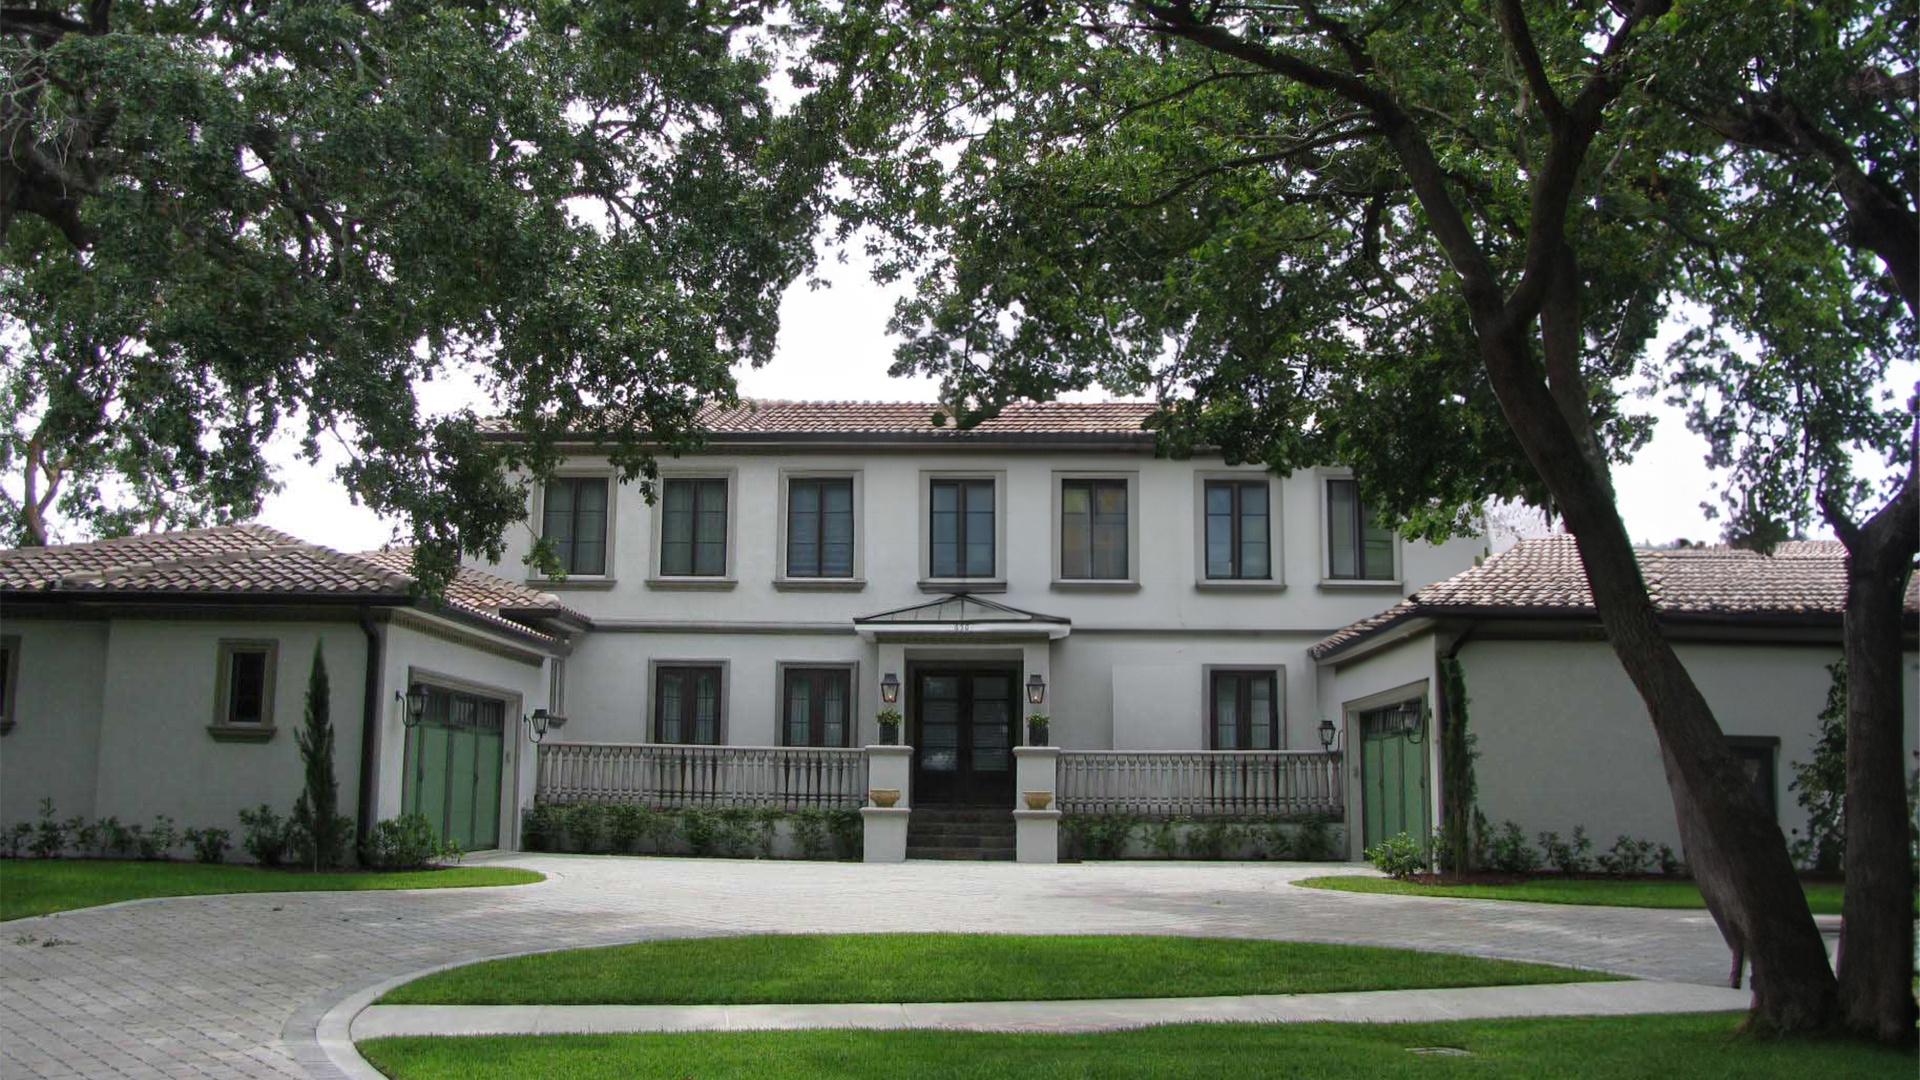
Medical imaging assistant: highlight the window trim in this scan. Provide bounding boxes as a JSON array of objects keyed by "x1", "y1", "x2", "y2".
[
  {"x1": 0, "y1": 633, "x2": 18, "y2": 736},
  {"x1": 775, "y1": 469, "x2": 866, "y2": 590},
  {"x1": 1192, "y1": 470, "x2": 1285, "y2": 591},
  {"x1": 647, "y1": 467, "x2": 740, "y2": 590},
  {"x1": 918, "y1": 469, "x2": 1008, "y2": 591},
  {"x1": 209, "y1": 639, "x2": 279, "y2": 742},
  {"x1": 528, "y1": 469, "x2": 618, "y2": 586},
  {"x1": 647, "y1": 659, "x2": 730, "y2": 744},
  {"x1": 1319, "y1": 471, "x2": 1401, "y2": 586},
  {"x1": 1725, "y1": 735, "x2": 1781, "y2": 822},
  {"x1": 1051, "y1": 471, "x2": 1141, "y2": 589},
  {"x1": 777, "y1": 663, "x2": 860, "y2": 748},
  {"x1": 1203, "y1": 665, "x2": 1285, "y2": 750}
]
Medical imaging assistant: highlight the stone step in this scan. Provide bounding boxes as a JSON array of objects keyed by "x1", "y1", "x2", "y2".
[
  {"x1": 905, "y1": 821, "x2": 1017, "y2": 836},
  {"x1": 906, "y1": 845, "x2": 1016, "y2": 861},
  {"x1": 903, "y1": 832, "x2": 1012, "y2": 849}
]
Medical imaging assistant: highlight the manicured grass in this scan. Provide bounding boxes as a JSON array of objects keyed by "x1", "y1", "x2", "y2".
[
  {"x1": 1294, "y1": 874, "x2": 1846, "y2": 914},
  {"x1": 0, "y1": 859, "x2": 543, "y2": 920},
  {"x1": 357, "y1": 1014, "x2": 1914, "y2": 1079},
  {"x1": 377, "y1": 933, "x2": 1610, "y2": 1006}
]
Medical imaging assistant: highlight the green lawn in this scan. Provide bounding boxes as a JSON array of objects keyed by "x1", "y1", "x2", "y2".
[
  {"x1": 0, "y1": 860, "x2": 544, "y2": 920},
  {"x1": 358, "y1": 1014, "x2": 1913, "y2": 1080},
  {"x1": 378, "y1": 933, "x2": 1609, "y2": 1006},
  {"x1": 1294, "y1": 875, "x2": 1846, "y2": 914}
]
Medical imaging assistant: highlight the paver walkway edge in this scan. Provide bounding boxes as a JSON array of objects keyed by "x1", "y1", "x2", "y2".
[{"x1": 349, "y1": 981, "x2": 1754, "y2": 1040}]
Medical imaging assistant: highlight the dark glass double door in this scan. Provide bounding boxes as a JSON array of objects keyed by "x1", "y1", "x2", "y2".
[{"x1": 912, "y1": 668, "x2": 1016, "y2": 805}]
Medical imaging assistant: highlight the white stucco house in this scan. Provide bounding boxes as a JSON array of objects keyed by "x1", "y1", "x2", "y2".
[
  {"x1": 1314, "y1": 536, "x2": 1920, "y2": 858},
  {"x1": 0, "y1": 526, "x2": 581, "y2": 852}
]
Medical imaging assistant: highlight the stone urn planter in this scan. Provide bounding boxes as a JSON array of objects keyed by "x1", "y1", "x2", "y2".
[
  {"x1": 1022, "y1": 790, "x2": 1053, "y2": 811},
  {"x1": 869, "y1": 788, "x2": 902, "y2": 808}
]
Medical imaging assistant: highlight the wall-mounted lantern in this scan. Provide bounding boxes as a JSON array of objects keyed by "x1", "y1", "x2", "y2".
[
  {"x1": 524, "y1": 707, "x2": 552, "y2": 745},
  {"x1": 879, "y1": 672, "x2": 900, "y2": 705},
  {"x1": 1317, "y1": 717, "x2": 1338, "y2": 752},
  {"x1": 1025, "y1": 673, "x2": 1046, "y2": 706},
  {"x1": 400, "y1": 682, "x2": 427, "y2": 728}
]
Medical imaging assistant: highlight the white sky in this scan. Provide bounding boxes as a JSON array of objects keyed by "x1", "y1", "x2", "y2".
[{"x1": 253, "y1": 250, "x2": 1743, "y2": 556}]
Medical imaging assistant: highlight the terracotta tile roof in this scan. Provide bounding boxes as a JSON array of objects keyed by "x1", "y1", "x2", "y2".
[
  {"x1": 1, "y1": 526, "x2": 582, "y2": 643},
  {"x1": 482, "y1": 400, "x2": 1158, "y2": 438},
  {"x1": 1312, "y1": 535, "x2": 1918, "y2": 660}
]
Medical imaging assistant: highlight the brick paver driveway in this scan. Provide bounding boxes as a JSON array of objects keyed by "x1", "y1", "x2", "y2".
[{"x1": 1, "y1": 855, "x2": 1739, "y2": 1079}]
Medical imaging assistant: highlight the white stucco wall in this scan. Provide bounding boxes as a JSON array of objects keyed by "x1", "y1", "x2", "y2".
[
  {"x1": 1331, "y1": 631, "x2": 1919, "y2": 855},
  {"x1": 470, "y1": 446, "x2": 1485, "y2": 756},
  {"x1": 377, "y1": 615, "x2": 553, "y2": 850},
  {"x1": 0, "y1": 619, "x2": 110, "y2": 825},
  {"x1": 91, "y1": 619, "x2": 369, "y2": 844}
]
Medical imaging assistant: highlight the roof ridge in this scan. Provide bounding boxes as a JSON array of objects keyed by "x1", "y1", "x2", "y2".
[{"x1": 0, "y1": 522, "x2": 302, "y2": 562}]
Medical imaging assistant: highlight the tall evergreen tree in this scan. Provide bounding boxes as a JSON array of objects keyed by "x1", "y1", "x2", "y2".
[{"x1": 291, "y1": 642, "x2": 344, "y2": 871}]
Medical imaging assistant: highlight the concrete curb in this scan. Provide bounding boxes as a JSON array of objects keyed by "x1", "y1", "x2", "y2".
[{"x1": 350, "y1": 981, "x2": 1753, "y2": 1039}]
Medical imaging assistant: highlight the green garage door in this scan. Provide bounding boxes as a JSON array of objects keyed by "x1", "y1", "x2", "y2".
[
  {"x1": 404, "y1": 686, "x2": 506, "y2": 851},
  {"x1": 1360, "y1": 699, "x2": 1430, "y2": 850}
]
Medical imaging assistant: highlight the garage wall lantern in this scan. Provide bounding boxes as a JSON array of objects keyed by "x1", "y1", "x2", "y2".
[
  {"x1": 398, "y1": 682, "x2": 426, "y2": 727},
  {"x1": 524, "y1": 707, "x2": 552, "y2": 745}
]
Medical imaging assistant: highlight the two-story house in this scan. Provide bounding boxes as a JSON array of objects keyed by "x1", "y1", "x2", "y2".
[{"x1": 478, "y1": 401, "x2": 1484, "y2": 850}]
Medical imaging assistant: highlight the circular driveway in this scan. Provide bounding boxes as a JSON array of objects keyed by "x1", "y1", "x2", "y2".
[{"x1": 1, "y1": 854, "x2": 1738, "y2": 1079}]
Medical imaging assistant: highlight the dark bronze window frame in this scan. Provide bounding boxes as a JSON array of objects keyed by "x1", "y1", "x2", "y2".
[
  {"x1": 1061, "y1": 478, "x2": 1129, "y2": 580},
  {"x1": 1204, "y1": 479, "x2": 1271, "y2": 580},
  {"x1": 781, "y1": 666, "x2": 854, "y2": 748},
  {"x1": 1208, "y1": 668, "x2": 1279, "y2": 750},
  {"x1": 660, "y1": 477, "x2": 729, "y2": 577},
  {"x1": 541, "y1": 476, "x2": 611, "y2": 576},
  {"x1": 929, "y1": 477, "x2": 996, "y2": 579},
  {"x1": 653, "y1": 664, "x2": 724, "y2": 745},
  {"x1": 786, "y1": 477, "x2": 856, "y2": 579}
]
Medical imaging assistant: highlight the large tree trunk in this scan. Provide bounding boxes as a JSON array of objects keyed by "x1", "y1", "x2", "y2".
[
  {"x1": 1464, "y1": 269, "x2": 1837, "y2": 1029},
  {"x1": 1832, "y1": 478, "x2": 1919, "y2": 1044}
]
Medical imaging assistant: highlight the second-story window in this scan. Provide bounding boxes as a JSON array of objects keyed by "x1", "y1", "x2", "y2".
[
  {"x1": 1204, "y1": 479, "x2": 1270, "y2": 579},
  {"x1": 1327, "y1": 478, "x2": 1394, "y2": 580},
  {"x1": 660, "y1": 478, "x2": 727, "y2": 576},
  {"x1": 930, "y1": 478, "x2": 995, "y2": 578},
  {"x1": 542, "y1": 477, "x2": 609, "y2": 576},
  {"x1": 787, "y1": 478, "x2": 854, "y2": 578},
  {"x1": 1061, "y1": 479, "x2": 1128, "y2": 579}
]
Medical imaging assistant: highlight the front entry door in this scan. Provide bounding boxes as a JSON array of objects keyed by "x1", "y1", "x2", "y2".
[
  {"x1": 404, "y1": 686, "x2": 506, "y2": 851},
  {"x1": 913, "y1": 668, "x2": 1016, "y2": 805},
  {"x1": 1359, "y1": 699, "x2": 1430, "y2": 850}
]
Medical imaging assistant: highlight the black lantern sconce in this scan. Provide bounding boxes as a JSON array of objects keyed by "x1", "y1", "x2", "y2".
[
  {"x1": 1317, "y1": 717, "x2": 1338, "y2": 752},
  {"x1": 879, "y1": 673, "x2": 900, "y2": 705},
  {"x1": 1403, "y1": 703, "x2": 1427, "y2": 744},
  {"x1": 398, "y1": 682, "x2": 427, "y2": 728},
  {"x1": 524, "y1": 708, "x2": 552, "y2": 745},
  {"x1": 1025, "y1": 673, "x2": 1046, "y2": 707}
]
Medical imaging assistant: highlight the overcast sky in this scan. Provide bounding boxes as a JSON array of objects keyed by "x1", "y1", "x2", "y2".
[{"x1": 255, "y1": 254, "x2": 1764, "y2": 556}]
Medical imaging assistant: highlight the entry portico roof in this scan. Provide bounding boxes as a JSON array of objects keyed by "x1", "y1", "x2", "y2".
[{"x1": 854, "y1": 594, "x2": 1071, "y2": 640}]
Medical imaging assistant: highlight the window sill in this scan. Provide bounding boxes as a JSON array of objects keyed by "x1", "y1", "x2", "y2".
[
  {"x1": 1317, "y1": 579, "x2": 1404, "y2": 591},
  {"x1": 646, "y1": 576, "x2": 739, "y2": 591},
  {"x1": 918, "y1": 579, "x2": 1008, "y2": 594},
  {"x1": 1050, "y1": 579, "x2": 1141, "y2": 592},
  {"x1": 774, "y1": 578, "x2": 868, "y2": 592},
  {"x1": 1194, "y1": 579, "x2": 1287, "y2": 592},
  {"x1": 207, "y1": 723, "x2": 277, "y2": 743},
  {"x1": 526, "y1": 577, "x2": 618, "y2": 591}
]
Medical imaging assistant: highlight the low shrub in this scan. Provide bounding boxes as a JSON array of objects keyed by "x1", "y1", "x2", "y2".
[
  {"x1": 1184, "y1": 819, "x2": 1243, "y2": 859},
  {"x1": 1656, "y1": 843, "x2": 1683, "y2": 877},
  {"x1": 1365, "y1": 831, "x2": 1428, "y2": 880},
  {"x1": 607, "y1": 804, "x2": 649, "y2": 853},
  {"x1": 826, "y1": 808, "x2": 862, "y2": 860},
  {"x1": 1063, "y1": 813, "x2": 1137, "y2": 859},
  {"x1": 288, "y1": 813, "x2": 356, "y2": 869},
  {"x1": 791, "y1": 808, "x2": 830, "y2": 859},
  {"x1": 1537, "y1": 826, "x2": 1593, "y2": 875},
  {"x1": 1293, "y1": 816, "x2": 1338, "y2": 861},
  {"x1": 1595, "y1": 834, "x2": 1656, "y2": 875},
  {"x1": 521, "y1": 803, "x2": 565, "y2": 852},
  {"x1": 137, "y1": 815, "x2": 179, "y2": 860},
  {"x1": 183, "y1": 826, "x2": 232, "y2": 864},
  {"x1": 239, "y1": 804, "x2": 289, "y2": 866},
  {"x1": 3, "y1": 821, "x2": 30, "y2": 859},
  {"x1": 31, "y1": 797, "x2": 68, "y2": 858},
  {"x1": 1488, "y1": 820, "x2": 1540, "y2": 873},
  {"x1": 1144, "y1": 817, "x2": 1181, "y2": 859},
  {"x1": 361, "y1": 814, "x2": 460, "y2": 869},
  {"x1": 565, "y1": 803, "x2": 608, "y2": 852},
  {"x1": 69, "y1": 817, "x2": 99, "y2": 857},
  {"x1": 98, "y1": 816, "x2": 134, "y2": 858}
]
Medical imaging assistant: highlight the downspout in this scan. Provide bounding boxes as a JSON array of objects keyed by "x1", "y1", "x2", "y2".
[{"x1": 358, "y1": 609, "x2": 387, "y2": 846}]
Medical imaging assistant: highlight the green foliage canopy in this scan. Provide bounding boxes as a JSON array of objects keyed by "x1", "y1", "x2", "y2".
[{"x1": 2, "y1": 0, "x2": 839, "y2": 585}]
